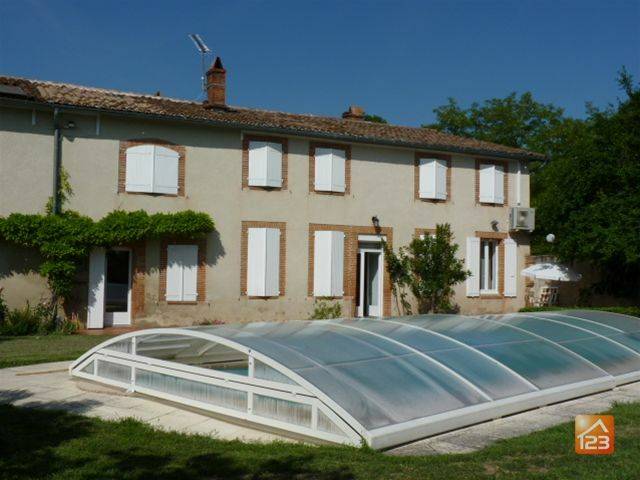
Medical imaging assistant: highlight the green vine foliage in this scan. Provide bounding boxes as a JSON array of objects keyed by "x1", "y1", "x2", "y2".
[{"x1": 0, "y1": 210, "x2": 215, "y2": 301}]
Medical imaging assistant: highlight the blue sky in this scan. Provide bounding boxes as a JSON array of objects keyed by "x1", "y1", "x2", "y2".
[{"x1": 1, "y1": 0, "x2": 638, "y2": 126}]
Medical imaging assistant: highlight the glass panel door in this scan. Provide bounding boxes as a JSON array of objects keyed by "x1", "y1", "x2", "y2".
[{"x1": 104, "y1": 249, "x2": 131, "y2": 326}]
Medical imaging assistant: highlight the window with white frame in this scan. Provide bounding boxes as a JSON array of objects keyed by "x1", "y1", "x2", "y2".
[
  {"x1": 313, "y1": 230, "x2": 344, "y2": 296},
  {"x1": 166, "y1": 245, "x2": 198, "y2": 302},
  {"x1": 248, "y1": 141, "x2": 283, "y2": 187},
  {"x1": 480, "y1": 239, "x2": 499, "y2": 293},
  {"x1": 125, "y1": 144, "x2": 179, "y2": 194},
  {"x1": 479, "y1": 163, "x2": 505, "y2": 204},
  {"x1": 247, "y1": 228, "x2": 280, "y2": 296},
  {"x1": 314, "y1": 148, "x2": 346, "y2": 192},
  {"x1": 418, "y1": 158, "x2": 447, "y2": 200}
]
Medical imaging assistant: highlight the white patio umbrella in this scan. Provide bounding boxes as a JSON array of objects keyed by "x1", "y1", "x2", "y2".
[{"x1": 521, "y1": 262, "x2": 582, "y2": 282}]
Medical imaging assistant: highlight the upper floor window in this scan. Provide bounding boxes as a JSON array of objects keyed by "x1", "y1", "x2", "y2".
[
  {"x1": 248, "y1": 141, "x2": 283, "y2": 188},
  {"x1": 125, "y1": 144, "x2": 179, "y2": 195},
  {"x1": 314, "y1": 148, "x2": 346, "y2": 193},
  {"x1": 418, "y1": 158, "x2": 448, "y2": 200},
  {"x1": 478, "y1": 162, "x2": 505, "y2": 204}
]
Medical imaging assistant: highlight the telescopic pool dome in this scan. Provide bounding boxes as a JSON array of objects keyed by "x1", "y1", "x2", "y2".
[{"x1": 70, "y1": 311, "x2": 640, "y2": 449}]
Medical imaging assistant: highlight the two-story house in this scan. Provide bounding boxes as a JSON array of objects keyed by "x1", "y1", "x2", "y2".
[{"x1": 0, "y1": 58, "x2": 541, "y2": 329}]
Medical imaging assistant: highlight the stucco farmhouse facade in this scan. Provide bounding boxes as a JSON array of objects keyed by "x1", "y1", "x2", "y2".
[{"x1": 0, "y1": 59, "x2": 542, "y2": 328}]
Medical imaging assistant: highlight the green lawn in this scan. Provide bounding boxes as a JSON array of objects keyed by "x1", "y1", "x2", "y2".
[
  {"x1": 0, "y1": 401, "x2": 638, "y2": 480},
  {"x1": 0, "y1": 335, "x2": 114, "y2": 368}
]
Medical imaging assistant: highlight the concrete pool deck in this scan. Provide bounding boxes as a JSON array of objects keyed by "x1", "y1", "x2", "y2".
[{"x1": 2, "y1": 361, "x2": 640, "y2": 455}]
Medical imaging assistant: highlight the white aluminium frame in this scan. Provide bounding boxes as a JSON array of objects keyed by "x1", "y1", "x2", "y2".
[{"x1": 70, "y1": 329, "x2": 364, "y2": 446}]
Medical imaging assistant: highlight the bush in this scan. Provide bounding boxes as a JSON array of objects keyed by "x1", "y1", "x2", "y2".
[
  {"x1": 519, "y1": 306, "x2": 640, "y2": 318},
  {"x1": 0, "y1": 301, "x2": 79, "y2": 336},
  {"x1": 309, "y1": 300, "x2": 342, "y2": 320},
  {"x1": 0, "y1": 287, "x2": 7, "y2": 322}
]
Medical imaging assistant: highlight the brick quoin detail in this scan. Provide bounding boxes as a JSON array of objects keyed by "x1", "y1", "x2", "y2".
[
  {"x1": 476, "y1": 231, "x2": 508, "y2": 298},
  {"x1": 118, "y1": 139, "x2": 186, "y2": 196},
  {"x1": 159, "y1": 238, "x2": 207, "y2": 304},
  {"x1": 308, "y1": 141, "x2": 351, "y2": 195},
  {"x1": 240, "y1": 221, "x2": 287, "y2": 298},
  {"x1": 308, "y1": 224, "x2": 393, "y2": 317},
  {"x1": 475, "y1": 158, "x2": 509, "y2": 206},
  {"x1": 242, "y1": 134, "x2": 289, "y2": 190},
  {"x1": 130, "y1": 242, "x2": 146, "y2": 319},
  {"x1": 414, "y1": 152, "x2": 452, "y2": 203}
]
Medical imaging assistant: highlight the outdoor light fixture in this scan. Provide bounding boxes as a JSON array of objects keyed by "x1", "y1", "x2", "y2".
[
  {"x1": 546, "y1": 233, "x2": 556, "y2": 243},
  {"x1": 491, "y1": 219, "x2": 499, "y2": 230},
  {"x1": 371, "y1": 216, "x2": 380, "y2": 228},
  {"x1": 65, "y1": 120, "x2": 76, "y2": 129}
]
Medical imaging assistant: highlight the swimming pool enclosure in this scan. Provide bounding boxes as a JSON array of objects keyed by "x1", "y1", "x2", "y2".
[{"x1": 70, "y1": 310, "x2": 640, "y2": 449}]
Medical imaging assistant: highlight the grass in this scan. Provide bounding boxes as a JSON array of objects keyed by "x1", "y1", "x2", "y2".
[
  {"x1": 0, "y1": 401, "x2": 638, "y2": 479},
  {"x1": 0, "y1": 335, "x2": 114, "y2": 369}
]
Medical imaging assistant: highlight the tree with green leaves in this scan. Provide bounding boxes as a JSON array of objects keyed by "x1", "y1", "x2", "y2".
[
  {"x1": 383, "y1": 224, "x2": 469, "y2": 314},
  {"x1": 363, "y1": 114, "x2": 388, "y2": 124}
]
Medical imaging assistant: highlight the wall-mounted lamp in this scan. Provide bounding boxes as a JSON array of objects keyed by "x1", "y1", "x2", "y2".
[
  {"x1": 371, "y1": 216, "x2": 380, "y2": 228},
  {"x1": 65, "y1": 120, "x2": 76, "y2": 129},
  {"x1": 546, "y1": 233, "x2": 556, "y2": 243},
  {"x1": 490, "y1": 220, "x2": 499, "y2": 231}
]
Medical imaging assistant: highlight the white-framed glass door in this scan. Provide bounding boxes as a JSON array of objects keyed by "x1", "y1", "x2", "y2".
[
  {"x1": 104, "y1": 248, "x2": 132, "y2": 326},
  {"x1": 357, "y1": 244, "x2": 383, "y2": 317}
]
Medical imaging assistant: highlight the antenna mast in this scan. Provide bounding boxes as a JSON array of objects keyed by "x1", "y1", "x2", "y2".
[{"x1": 188, "y1": 34, "x2": 212, "y2": 97}]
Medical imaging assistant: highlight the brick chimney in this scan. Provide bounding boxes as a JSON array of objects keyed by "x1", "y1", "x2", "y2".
[
  {"x1": 204, "y1": 56, "x2": 226, "y2": 108},
  {"x1": 342, "y1": 105, "x2": 365, "y2": 120}
]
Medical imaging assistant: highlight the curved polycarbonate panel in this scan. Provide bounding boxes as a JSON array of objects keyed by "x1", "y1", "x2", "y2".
[
  {"x1": 408, "y1": 315, "x2": 606, "y2": 388},
  {"x1": 71, "y1": 311, "x2": 640, "y2": 449},
  {"x1": 497, "y1": 315, "x2": 640, "y2": 376},
  {"x1": 202, "y1": 321, "x2": 488, "y2": 430}
]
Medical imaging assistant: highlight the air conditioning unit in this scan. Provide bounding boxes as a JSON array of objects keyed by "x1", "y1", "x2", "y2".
[{"x1": 509, "y1": 207, "x2": 535, "y2": 232}]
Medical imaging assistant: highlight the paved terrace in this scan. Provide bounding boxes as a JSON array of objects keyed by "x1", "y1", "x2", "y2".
[{"x1": 2, "y1": 361, "x2": 640, "y2": 455}]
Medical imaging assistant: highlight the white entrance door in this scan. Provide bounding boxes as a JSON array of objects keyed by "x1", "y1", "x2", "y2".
[
  {"x1": 104, "y1": 249, "x2": 132, "y2": 326},
  {"x1": 87, "y1": 248, "x2": 106, "y2": 329},
  {"x1": 357, "y1": 245, "x2": 384, "y2": 317}
]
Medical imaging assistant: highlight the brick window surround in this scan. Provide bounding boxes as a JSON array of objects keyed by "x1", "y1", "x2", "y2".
[
  {"x1": 130, "y1": 242, "x2": 146, "y2": 319},
  {"x1": 414, "y1": 152, "x2": 452, "y2": 202},
  {"x1": 308, "y1": 224, "x2": 393, "y2": 317},
  {"x1": 475, "y1": 231, "x2": 508, "y2": 298},
  {"x1": 475, "y1": 158, "x2": 509, "y2": 206},
  {"x1": 118, "y1": 139, "x2": 186, "y2": 196},
  {"x1": 159, "y1": 238, "x2": 207, "y2": 304},
  {"x1": 308, "y1": 141, "x2": 352, "y2": 195},
  {"x1": 240, "y1": 221, "x2": 287, "y2": 298},
  {"x1": 242, "y1": 134, "x2": 289, "y2": 190}
]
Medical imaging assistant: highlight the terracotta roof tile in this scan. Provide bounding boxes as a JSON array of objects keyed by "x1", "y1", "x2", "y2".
[{"x1": 0, "y1": 75, "x2": 544, "y2": 160}]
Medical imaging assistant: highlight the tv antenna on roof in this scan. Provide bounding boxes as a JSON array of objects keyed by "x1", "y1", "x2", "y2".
[{"x1": 188, "y1": 34, "x2": 212, "y2": 97}]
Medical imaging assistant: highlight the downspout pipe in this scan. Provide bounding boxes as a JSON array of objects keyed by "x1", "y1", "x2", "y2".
[{"x1": 52, "y1": 108, "x2": 62, "y2": 215}]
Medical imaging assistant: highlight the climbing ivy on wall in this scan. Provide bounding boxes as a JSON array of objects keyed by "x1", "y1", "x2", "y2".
[{"x1": 0, "y1": 209, "x2": 215, "y2": 301}]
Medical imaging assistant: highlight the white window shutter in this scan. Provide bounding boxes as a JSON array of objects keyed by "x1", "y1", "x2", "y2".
[
  {"x1": 435, "y1": 159, "x2": 447, "y2": 200},
  {"x1": 166, "y1": 245, "x2": 183, "y2": 301},
  {"x1": 331, "y1": 149, "x2": 346, "y2": 192},
  {"x1": 314, "y1": 148, "x2": 333, "y2": 191},
  {"x1": 153, "y1": 146, "x2": 179, "y2": 195},
  {"x1": 264, "y1": 228, "x2": 280, "y2": 296},
  {"x1": 265, "y1": 142, "x2": 283, "y2": 187},
  {"x1": 181, "y1": 245, "x2": 199, "y2": 301},
  {"x1": 330, "y1": 231, "x2": 344, "y2": 296},
  {"x1": 247, "y1": 228, "x2": 267, "y2": 296},
  {"x1": 504, "y1": 238, "x2": 517, "y2": 297},
  {"x1": 125, "y1": 145, "x2": 154, "y2": 192},
  {"x1": 87, "y1": 248, "x2": 106, "y2": 329},
  {"x1": 248, "y1": 141, "x2": 268, "y2": 186},
  {"x1": 479, "y1": 164, "x2": 495, "y2": 203},
  {"x1": 494, "y1": 164, "x2": 505, "y2": 204},
  {"x1": 313, "y1": 231, "x2": 332, "y2": 296},
  {"x1": 466, "y1": 237, "x2": 480, "y2": 297},
  {"x1": 419, "y1": 158, "x2": 437, "y2": 199}
]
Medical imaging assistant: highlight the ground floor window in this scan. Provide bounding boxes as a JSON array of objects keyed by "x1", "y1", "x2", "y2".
[{"x1": 480, "y1": 239, "x2": 499, "y2": 294}]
